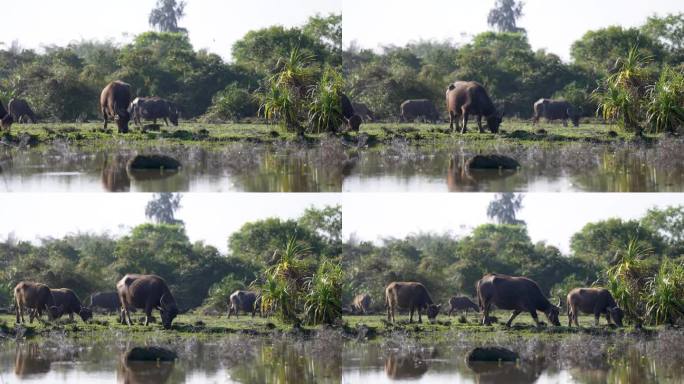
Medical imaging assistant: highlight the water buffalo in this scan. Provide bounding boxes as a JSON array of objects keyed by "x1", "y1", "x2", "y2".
[
  {"x1": 351, "y1": 293, "x2": 372, "y2": 314},
  {"x1": 129, "y1": 97, "x2": 179, "y2": 126},
  {"x1": 447, "y1": 296, "x2": 480, "y2": 317},
  {"x1": 385, "y1": 282, "x2": 441, "y2": 323},
  {"x1": 446, "y1": 81, "x2": 503, "y2": 134},
  {"x1": 0, "y1": 100, "x2": 13, "y2": 131},
  {"x1": 341, "y1": 93, "x2": 362, "y2": 131},
  {"x1": 533, "y1": 98, "x2": 580, "y2": 127},
  {"x1": 100, "y1": 80, "x2": 132, "y2": 133},
  {"x1": 86, "y1": 291, "x2": 121, "y2": 313},
  {"x1": 8, "y1": 98, "x2": 37, "y2": 123},
  {"x1": 228, "y1": 290, "x2": 260, "y2": 318},
  {"x1": 117, "y1": 274, "x2": 178, "y2": 329},
  {"x1": 50, "y1": 288, "x2": 92, "y2": 322},
  {"x1": 351, "y1": 102, "x2": 374, "y2": 121},
  {"x1": 400, "y1": 99, "x2": 440, "y2": 123},
  {"x1": 477, "y1": 273, "x2": 561, "y2": 327},
  {"x1": 567, "y1": 288, "x2": 624, "y2": 327},
  {"x1": 14, "y1": 282, "x2": 62, "y2": 324}
]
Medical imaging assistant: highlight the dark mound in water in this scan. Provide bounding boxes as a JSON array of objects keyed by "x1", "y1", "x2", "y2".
[
  {"x1": 126, "y1": 346, "x2": 177, "y2": 362},
  {"x1": 466, "y1": 347, "x2": 519, "y2": 363},
  {"x1": 128, "y1": 154, "x2": 181, "y2": 170},
  {"x1": 467, "y1": 155, "x2": 520, "y2": 170}
]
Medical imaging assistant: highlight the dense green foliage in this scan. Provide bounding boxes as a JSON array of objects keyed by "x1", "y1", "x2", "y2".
[
  {"x1": 344, "y1": 14, "x2": 683, "y2": 124},
  {"x1": 343, "y1": 206, "x2": 684, "y2": 322},
  {"x1": 0, "y1": 205, "x2": 341, "y2": 313},
  {"x1": 0, "y1": 14, "x2": 340, "y2": 123}
]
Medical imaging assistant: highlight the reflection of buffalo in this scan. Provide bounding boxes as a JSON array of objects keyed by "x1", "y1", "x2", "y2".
[
  {"x1": 384, "y1": 352, "x2": 429, "y2": 380},
  {"x1": 14, "y1": 344, "x2": 51, "y2": 377},
  {"x1": 467, "y1": 361, "x2": 542, "y2": 384},
  {"x1": 102, "y1": 155, "x2": 131, "y2": 192},
  {"x1": 117, "y1": 354, "x2": 174, "y2": 384},
  {"x1": 447, "y1": 155, "x2": 517, "y2": 192}
]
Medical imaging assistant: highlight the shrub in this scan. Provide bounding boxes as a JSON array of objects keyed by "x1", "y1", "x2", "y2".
[
  {"x1": 203, "y1": 83, "x2": 258, "y2": 122},
  {"x1": 645, "y1": 66, "x2": 684, "y2": 133},
  {"x1": 304, "y1": 260, "x2": 343, "y2": 325}
]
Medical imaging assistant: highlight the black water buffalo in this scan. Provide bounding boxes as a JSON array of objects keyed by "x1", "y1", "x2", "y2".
[
  {"x1": 117, "y1": 274, "x2": 178, "y2": 329},
  {"x1": 533, "y1": 98, "x2": 580, "y2": 127},
  {"x1": 400, "y1": 99, "x2": 440, "y2": 123},
  {"x1": 447, "y1": 296, "x2": 480, "y2": 317},
  {"x1": 351, "y1": 293, "x2": 372, "y2": 314},
  {"x1": 8, "y1": 98, "x2": 37, "y2": 123},
  {"x1": 50, "y1": 288, "x2": 92, "y2": 322},
  {"x1": 341, "y1": 93, "x2": 362, "y2": 131},
  {"x1": 0, "y1": 100, "x2": 13, "y2": 131},
  {"x1": 228, "y1": 290, "x2": 260, "y2": 318},
  {"x1": 385, "y1": 282, "x2": 441, "y2": 323},
  {"x1": 129, "y1": 97, "x2": 179, "y2": 126},
  {"x1": 87, "y1": 291, "x2": 121, "y2": 313},
  {"x1": 351, "y1": 102, "x2": 374, "y2": 121},
  {"x1": 14, "y1": 282, "x2": 62, "y2": 324},
  {"x1": 446, "y1": 81, "x2": 503, "y2": 134},
  {"x1": 567, "y1": 288, "x2": 624, "y2": 327},
  {"x1": 477, "y1": 273, "x2": 561, "y2": 327},
  {"x1": 100, "y1": 81, "x2": 132, "y2": 133}
]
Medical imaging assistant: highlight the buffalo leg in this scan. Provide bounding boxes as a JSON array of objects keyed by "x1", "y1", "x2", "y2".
[
  {"x1": 605, "y1": 312, "x2": 611, "y2": 325},
  {"x1": 562, "y1": 119, "x2": 568, "y2": 127},
  {"x1": 506, "y1": 310, "x2": 521, "y2": 327},
  {"x1": 387, "y1": 303, "x2": 391, "y2": 323},
  {"x1": 448, "y1": 307, "x2": 454, "y2": 317},
  {"x1": 594, "y1": 310, "x2": 601, "y2": 326},
  {"x1": 409, "y1": 306, "x2": 414, "y2": 323},
  {"x1": 164, "y1": 118, "x2": 169, "y2": 126},
  {"x1": 482, "y1": 302, "x2": 491, "y2": 325},
  {"x1": 461, "y1": 109, "x2": 469, "y2": 134},
  {"x1": 476, "y1": 115, "x2": 485, "y2": 133},
  {"x1": 530, "y1": 311, "x2": 543, "y2": 327},
  {"x1": 417, "y1": 307, "x2": 422, "y2": 323}
]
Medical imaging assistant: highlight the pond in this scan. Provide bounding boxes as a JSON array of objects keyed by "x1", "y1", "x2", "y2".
[
  {"x1": 1, "y1": 138, "x2": 683, "y2": 192},
  {"x1": 1, "y1": 330, "x2": 682, "y2": 383},
  {"x1": 342, "y1": 139, "x2": 684, "y2": 192},
  {"x1": 0, "y1": 140, "x2": 349, "y2": 192}
]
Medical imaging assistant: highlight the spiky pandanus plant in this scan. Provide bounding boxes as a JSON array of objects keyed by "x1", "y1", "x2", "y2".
[
  {"x1": 645, "y1": 66, "x2": 684, "y2": 134},
  {"x1": 258, "y1": 48, "x2": 317, "y2": 136},
  {"x1": 307, "y1": 66, "x2": 344, "y2": 134},
  {"x1": 304, "y1": 260, "x2": 343, "y2": 325},
  {"x1": 645, "y1": 260, "x2": 684, "y2": 325},
  {"x1": 606, "y1": 239, "x2": 653, "y2": 328},
  {"x1": 593, "y1": 47, "x2": 653, "y2": 136}
]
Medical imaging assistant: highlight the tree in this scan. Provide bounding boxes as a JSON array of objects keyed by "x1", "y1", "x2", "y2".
[
  {"x1": 145, "y1": 193, "x2": 183, "y2": 225},
  {"x1": 641, "y1": 13, "x2": 684, "y2": 61},
  {"x1": 149, "y1": 0, "x2": 187, "y2": 33},
  {"x1": 487, "y1": 0, "x2": 525, "y2": 33},
  {"x1": 487, "y1": 193, "x2": 525, "y2": 225}
]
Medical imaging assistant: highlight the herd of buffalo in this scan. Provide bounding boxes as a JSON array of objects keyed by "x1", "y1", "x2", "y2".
[
  {"x1": 12, "y1": 272, "x2": 623, "y2": 330},
  {"x1": 0, "y1": 80, "x2": 581, "y2": 134},
  {"x1": 344, "y1": 80, "x2": 582, "y2": 132}
]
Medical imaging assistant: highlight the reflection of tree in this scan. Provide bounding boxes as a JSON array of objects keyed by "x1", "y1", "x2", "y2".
[
  {"x1": 14, "y1": 343, "x2": 50, "y2": 377},
  {"x1": 102, "y1": 154, "x2": 131, "y2": 192}
]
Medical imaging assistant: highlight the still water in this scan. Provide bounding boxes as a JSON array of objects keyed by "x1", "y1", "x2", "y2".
[
  {"x1": 1, "y1": 331, "x2": 682, "y2": 383},
  {"x1": 1, "y1": 139, "x2": 683, "y2": 192}
]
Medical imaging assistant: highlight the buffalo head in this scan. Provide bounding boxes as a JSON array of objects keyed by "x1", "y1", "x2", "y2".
[
  {"x1": 115, "y1": 108, "x2": 130, "y2": 133},
  {"x1": 545, "y1": 300, "x2": 561, "y2": 326},
  {"x1": 159, "y1": 294, "x2": 178, "y2": 329},
  {"x1": 426, "y1": 303, "x2": 442, "y2": 323},
  {"x1": 486, "y1": 111, "x2": 503, "y2": 133},
  {"x1": 79, "y1": 307, "x2": 93, "y2": 322},
  {"x1": 1, "y1": 114, "x2": 13, "y2": 130},
  {"x1": 608, "y1": 306, "x2": 624, "y2": 327},
  {"x1": 347, "y1": 114, "x2": 362, "y2": 132}
]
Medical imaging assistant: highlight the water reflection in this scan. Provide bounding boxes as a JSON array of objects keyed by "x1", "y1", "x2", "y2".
[
  {"x1": 14, "y1": 344, "x2": 51, "y2": 377},
  {"x1": 384, "y1": 350, "x2": 430, "y2": 380},
  {"x1": 117, "y1": 357, "x2": 175, "y2": 384},
  {"x1": 467, "y1": 361, "x2": 544, "y2": 384}
]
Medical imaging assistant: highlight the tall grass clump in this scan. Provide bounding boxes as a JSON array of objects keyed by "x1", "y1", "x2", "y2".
[
  {"x1": 304, "y1": 260, "x2": 343, "y2": 325},
  {"x1": 645, "y1": 67, "x2": 684, "y2": 134},
  {"x1": 645, "y1": 260, "x2": 684, "y2": 325},
  {"x1": 606, "y1": 240, "x2": 653, "y2": 327},
  {"x1": 307, "y1": 66, "x2": 344, "y2": 134}
]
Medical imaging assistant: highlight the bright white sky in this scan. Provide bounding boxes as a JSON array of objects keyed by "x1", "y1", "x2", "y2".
[
  {"x1": 342, "y1": 193, "x2": 684, "y2": 254},
  {"x1": 343, "y1": 0, "x2": 683, "y2": 61},
  {"x1": 1, "y1": 0, "x2": 341, "y2": 60},
  {"x1": 0, "y1": 193, "x2": 341, "y2": 253}
]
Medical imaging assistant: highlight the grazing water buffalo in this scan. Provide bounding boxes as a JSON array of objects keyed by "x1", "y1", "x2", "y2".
[
  {"x1": 87, "y1": 291, "x2": 121, "y2": 313},
  {"x1": 14, "y1": 282, "x2": 62, "y2": 324},
  {"x1": 477, "y1": 273, "x2": 561, "y2": 327},
  {"x1": 228, "y1": 290, "x2": 260, "y2": 318},
  {"x1": 446, "y1": 81, "x2": 503, "y2": 134},
  {"x1": 341, "y1": 93, "x2": 362, "y2": 131},
  {"x1": 117, "y1": 274, "x2": 178, "y2": 329},
  {"x1": 129, "y1": 97, "x2": 179, "y2": 126},
  {"x1": 100, "y1": 80, "x2": 132, "y2": 133},
  {"x1": 385, "y1": 282, "x2": 441, "y2": 323},
  {"x1": 447, "y1": 296, "x2": 480, "y2": 317},
  {"x1": 8, "y1": 98, "x2": 37, "y2": 123},
  {"x1": 50, "y1": 288, "x2": 92, "y2": 322},
  {"x1": 0, "y1": 100, "x2": 13, "y2": 131},
  {"x1": 351, "y1": 293, "x2": 372, "y2": 314},
  {"x1": 351, "y1": 102, "x2": 374, "y2": 121},
  {"x1": 567, "y1": 288, "x2": 624, "y2": 327},
  {"x1": 533, "y1": 98, "x2": 580, "y2": 127},
  {"x1": 400, "y1": 99, "x2": 440, "y2": 123}
]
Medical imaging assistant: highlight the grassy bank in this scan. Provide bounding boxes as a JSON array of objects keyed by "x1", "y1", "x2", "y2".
[{"x1": 0, "y1": 119, "x2": 664, "y2": 149}]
